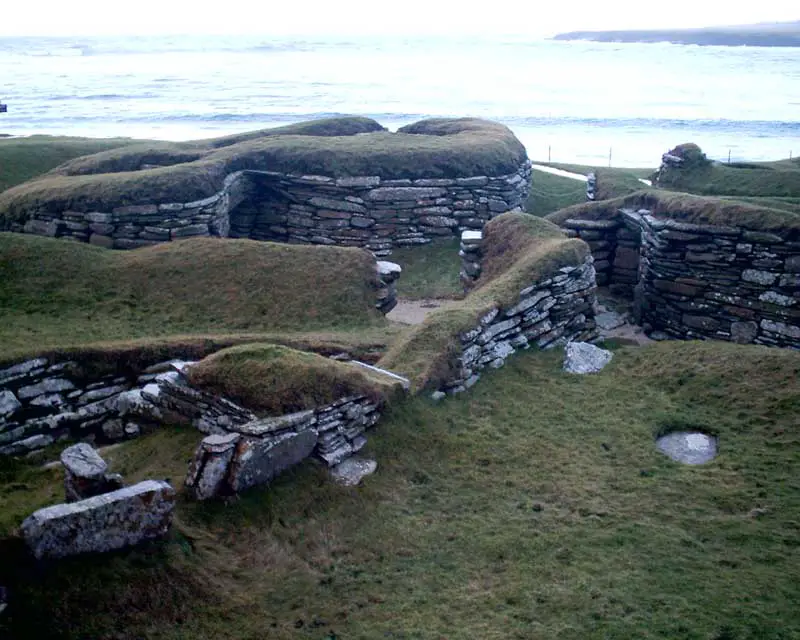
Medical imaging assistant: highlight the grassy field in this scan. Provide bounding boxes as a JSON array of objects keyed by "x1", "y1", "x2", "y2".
[
  {"x1": 525, "y1": 169, "x2": 587, "y2": 217},
  {"x1": 0, "y1": 135, "x2": 143, "y2": 193},
  {"x1": 2, "y1": 341, "x2": 799, "y2": 639},
  {"x1": 0, "y1": 233, "x2": 388, "y2": 361},
  {"x1": 389, "y1": 239, "x2": 463, "y2": 300}
]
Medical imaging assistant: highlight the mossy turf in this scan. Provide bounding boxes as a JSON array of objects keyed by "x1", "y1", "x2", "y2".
[
  {"x1": 547, "y1": 189, "x2": 800, "y2": 232},
  {"x1": 379, "y1": 213, "x2": 588, "y2": 390},
  {"x1": 0, "y1": 135, "x2": 145, "y2": 193},
  {"x1": 525, "y1": 169, "x2": 587, "y2": 217},
  {"x1": 389, "y1": 238, "x2": 463, "y2": 300},
  {"x1": 2, "y1": 341, "x2": 799, "y2": 639},
  {"x1": 188, "y1": 343, "x2": 404, "y2": 416},
  {"x1": 657, "y1": 155, "x2": 800, "y2": 199},
  {"x1": 0, "y1": 117, "x2": 527, "y2": 225},
  {"x1": 0, "y1": 233, "x2": 386, "y2": 360}
]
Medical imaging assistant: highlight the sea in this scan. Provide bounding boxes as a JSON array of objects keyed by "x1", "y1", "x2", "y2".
[{"x1": 1, "y1": 34, "x2": 799, "y2": 167}]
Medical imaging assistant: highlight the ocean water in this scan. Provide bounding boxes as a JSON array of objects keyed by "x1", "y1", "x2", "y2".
[{"x1": 0, "y1": 34, "x2": 799, "y2": 167}]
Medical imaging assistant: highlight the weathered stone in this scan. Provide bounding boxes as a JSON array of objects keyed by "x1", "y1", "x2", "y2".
[
  {"x1": 21, "y1": 480, "x2": 175, "y2": 559},
  {"x1": 229, "y1": 430, "x2": 318, "y2": 492},
  {"x1": 61, "y1": 443, "x2": 109, "y2": 501},
  {"x1": 233, "y1": 410, "x2": 316, "y2": 437},
  {"x1": 0, "y1": 390, "x2": 21, "y2": 417},
  {"x1": 367, "y1": 187, "x2": 446, "y2": 202},
  {"x1": 330, "y1": 456, "x2": 377, "y2": 486},
  {"x1": 759, "y1": 291, "x2": 796, "y2": 307},
  {"x1": 760, "y1": 319, "x2": 800, "y2": 339},
  {"x1": 563, "y1": 342, "x2": 613, "y2": 374},
  {"x1": 17, "y1": 378, "x2": 75, "y2": 400},
  {"x1": 185, "y1": 433, "x2": 240, "y2": 500},
  {"x1": 0, "y1": 358, "x2": 48, "y2": 384},
  {"x1": 731, "y1": 321, "x2": 759, "y2": 344},
  {"x1": 682, "y1": 315, "x2": 721, "y2": 332},
  {"x1": 171, "y1": 224, "x2": 209, "y2": 238},
  {"x1": 595, "y1": 311, "x2": 626, "y2": 331},
  {"x1": 336, "y1": 176, "x2": 381, "y2": 188},
  {"x1": 785, "y1": 256, "x2": 800, "y2": 273},
  {"x1": 741, "y1": 269, "x2": 778, "y2": 286}
]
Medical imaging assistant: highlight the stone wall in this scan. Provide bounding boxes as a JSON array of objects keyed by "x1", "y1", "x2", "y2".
[
  {"x1": 558, "y1": 208, "x2": 800, "y2": 348},
  {"x1": 435, "y1": 255, "x2": 598, "y2": 396},
  {"x1": 9, "y1": 162, "x2": 532, "y2": 257},
  {"x1": 185, "y1": 392, "x2": 388, "y2": 500},
  {"x1": 21, "y1": 480, "x2": 175, "y2": 559}
]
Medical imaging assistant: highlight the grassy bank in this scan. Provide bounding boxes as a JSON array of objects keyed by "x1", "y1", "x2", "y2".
[
  {"x1": 0, "y1": 135, "x2": 143, "y2": 193},
  {"x1": 2, "y1": 341, "x2": 799, "y2": 638},
  {"x1": 0, "y1": 233, "x2": 386, "y2": 360}
]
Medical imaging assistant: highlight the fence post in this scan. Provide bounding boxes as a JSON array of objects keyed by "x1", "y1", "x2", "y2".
[
  {"x1": 548, "y1": 145, "x2": 551, "y2": 163},
  {"x1": 728, "y1": 150, "x2": 731, "y2": 164},
  {"x1": 608, "y1": 147, "x2": 612, "y2": 167}
]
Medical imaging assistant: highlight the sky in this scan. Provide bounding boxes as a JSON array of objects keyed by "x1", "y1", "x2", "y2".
[{"x1": 0, "y1": 0, "x2": 797, "y2": 37}]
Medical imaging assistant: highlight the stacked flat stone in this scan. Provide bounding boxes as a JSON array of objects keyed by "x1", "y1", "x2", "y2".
[
  {"x1": 586, "y1": 172, "x2": 597, "y2": 201},
  {"x1": 376, "y1": 261, "x2": 402, "y2": 314},
  {"x1": 436, "y1": 256, "x2": 598, "y2": 394},
  {"x1": 11, "y1": 162, "x2": 532, "y2": 256},
  {"x1": 0, "y1": 357, "x2": 232, "y2": 457},
  {"x1": 185, "y1": 392, "x2": 388, "y2": 500},
  {"x1": 459, "y1": 230, "x2": 483, "y2": 289},
  {"x1": 21, "y1": 480, "x2": 175, "y2": 559},
  {"x1": 559, "y1": 208, "x2": 800, "y2": 347},
  {"x1": 61, "y1": 443, "x2": 123, "y2": 502}
]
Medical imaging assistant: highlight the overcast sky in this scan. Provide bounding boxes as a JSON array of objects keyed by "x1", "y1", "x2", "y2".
[{"x1": 1, "y1": 0, "x2": 797, "y2": 37}]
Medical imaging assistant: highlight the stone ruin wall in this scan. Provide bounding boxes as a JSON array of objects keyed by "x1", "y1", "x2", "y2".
[
  {"x1": 435, "y1": 248, "x2": 599, "y2": 396},
  {"x1": 560, "y1": 209, "x2": 800, "y2": 347},
  {"x1": 9, "y1": 162, "x2": 532, "y2": 257}
]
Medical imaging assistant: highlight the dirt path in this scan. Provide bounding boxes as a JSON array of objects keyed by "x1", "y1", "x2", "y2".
[{"x1": 387, "y1": 298, "x2": 447, "y2": 325}]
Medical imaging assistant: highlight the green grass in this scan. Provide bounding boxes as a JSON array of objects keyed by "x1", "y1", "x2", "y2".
[
  {"x1": 547, "y1": 189, "x2": 800, "y2": 231},
  {"x1": 389, "y1": 238, "x2": 463, "y2": 300},
  {"x1": 379, "y1": 213, "x2": 588, "y2": 390},
  {"x1": 0, "y1": 135, "x2": 145, "y2": 193},
  {"x1": 0, "y1": 117, "x2": 527, "y2": 225},
  {"x1": 0, "y1": 233, "x2": 387, "y2": 360},
  {"x1": 2, "y1": 341, "x2": 799, "y2": 639},
  {"x1": 526, "y1": 169, "x2": 587, "y2": 217},
  {"x1": 187, "y1": 343, "x2": 405, "y2": 416},
  {"x1": 657, "y1": 156, "x2": 800, "y2": 198}
]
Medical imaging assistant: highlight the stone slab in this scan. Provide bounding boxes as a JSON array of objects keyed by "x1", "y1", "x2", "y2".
[{"x1": 21, "y1": 480, "x2": 175, "y2": 559}]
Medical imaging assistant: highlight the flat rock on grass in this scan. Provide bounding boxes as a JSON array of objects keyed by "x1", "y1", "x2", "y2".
[
  {"x1": 656, "y1": 432, "x2": 718, "y2": 465},
  {"x1": 330, "y1": 457, "x2": 377, "y2": 486},
  {"x1": 563, "y1": 342, "x2": 613, "y2": 374}
]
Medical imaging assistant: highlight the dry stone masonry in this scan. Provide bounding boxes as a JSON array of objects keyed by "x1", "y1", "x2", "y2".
[
  {"x1": 21, "y1": 479, "x2": 175, "y2": 560},
  {"x1": 459, "y1": 230, "x2": 483, "y2": 289},
  {"x1": 10, "y1": 162, "x2": 532, "y2": 257},
  {"x1": 559, "y1": 208, "x2": 800, "y2": 347},
  {"x1": 436, "y1": 255, "x2": 598, "y2": 395},
  {"x1": 185, "y1": 391, "x2": 388, "y2": 500}
]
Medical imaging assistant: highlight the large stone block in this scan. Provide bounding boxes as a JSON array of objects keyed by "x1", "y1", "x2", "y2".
[
  {"x1": 367, "y1": 187, "x2": 446, "y2": 202},
  {"x1": 228, "y1": 430, "x2": 318, "y2": 493},
  {"x1": 21, "y1": 480, "x2": 175, "y2": 559}
]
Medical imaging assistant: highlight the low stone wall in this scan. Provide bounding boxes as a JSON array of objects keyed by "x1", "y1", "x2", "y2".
[
  {"x1": 9, "y1": 162, "x2": 532, "y2": 256},
  {"x1": 21, "y1": 480, "x2": 175, "y2": 559},
  {"x1": 185, "y1": 393, "x2": 385, "y2": 500},
  {"x1": 558, "y1": 208, "x2": 800, "y2": 347},
  {"x1": 436, "y1": 255, "x2": 598, "y2": 395},
  {"x1": 0, "y1": 356, "x2": 161, "y2": 457}
]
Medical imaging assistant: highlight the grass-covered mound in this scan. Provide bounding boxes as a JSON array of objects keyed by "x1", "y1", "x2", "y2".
[
  {"x1": 0, "y1": 117, "x2": 528, "y2": 226},
  {"x1": 656, "y1": 144, "x2": 800, "y2": 199},
  {"x1": 0, "y1": 233, "x2": 385, "y2": 360},
  {"x1": 0, "y1": 135, "x2": 147, "y2": 193},
  {"x1": 547, "y1": 189, "x2": 800, "y2": 232},
  {"x1": 187, "y1": 343, "x2": 404, "y2": 416},
  {"x1": 2, "y1": 341, "x2": 799, "y2": 638},
  {"x1": 379, "y1": 213, "x2": 588, "y2": 390}
]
